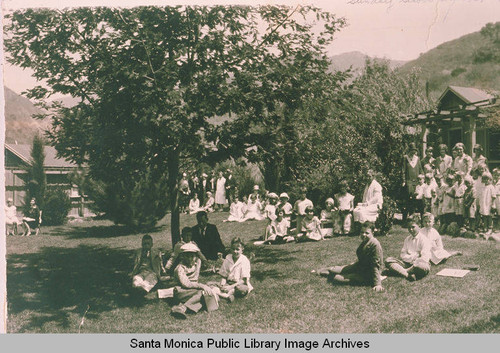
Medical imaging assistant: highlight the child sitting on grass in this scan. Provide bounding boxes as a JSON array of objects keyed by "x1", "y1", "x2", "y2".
[
  {"x1": 171, "y1": 243, "x2": 216, "y2": 319},
  {"x1": 131, "y1": 234, "x2": 162, "y2": 294},
  {"x1": 203, "y1": 191, "x2": 215, "y2": 212},
  {"x1": 217, "y1": 237, "x2": 253, "y2": 301},
  {"x1": 385, "y1": 218, "x2": 431, "y2": 281},
  {"x1": 316, "y1": 222, "x2": 384, "y2": 292},
  {"x1": 320, "y1": 198, "x2": 337, "y2": 238},
  {"x1": 264, "y1": 209, "x2": 294, "y2": 244},
  {"x1": 419, "y1": 213, "x2": 461, "y2": 265},
  {"x1": 164, "y1": 227, "x2": 207, "y2": 273},
  {"x1": 296, "y1": 206, "x2": 323, "y2": 242}
]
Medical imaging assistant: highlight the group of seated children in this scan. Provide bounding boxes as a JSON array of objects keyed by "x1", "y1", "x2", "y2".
[
  {"x1": 5, "y1": 197, "x2": 42, "y2": 236},
  {"x1": 188, "y1": 191, "x2": 215, "y2": 214},
  {"x1": 315, "y1": 213, "x2": 461, "y2": 292},
  {"x1": 258, "y1": 183, "x2": 356, "y2": 244},
  {"x1": 131, "y1": 230, "x2": 253, "y2": 319}
]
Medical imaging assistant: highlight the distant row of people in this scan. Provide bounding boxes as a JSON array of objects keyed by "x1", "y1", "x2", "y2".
[
  {"x1": 5, "y1": 198, "x2": 42, "y2": 236},
  {"x1": 404, "y1": 141, "x2": 500, "y2": 237},
  {"x1": 179, "y1": 169, "x2": 237, "y2": 213}
]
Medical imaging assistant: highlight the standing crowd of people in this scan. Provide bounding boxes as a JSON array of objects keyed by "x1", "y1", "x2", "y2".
[{"x1": 402, "y1": 141, "x2": 500, "y2": 241}]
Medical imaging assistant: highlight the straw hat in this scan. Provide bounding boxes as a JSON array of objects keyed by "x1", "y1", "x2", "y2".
[
  {"x1": 279, "y1": 192, "x2": 289, "y2": 199},
  {"x1": 180, "y1": 243, "x2": 200, "y2": 253},
  {"x1": 268, "y1": 192, "x2": 278, "y2": 199}
]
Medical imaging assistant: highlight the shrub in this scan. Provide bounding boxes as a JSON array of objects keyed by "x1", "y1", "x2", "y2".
[
  {"x1": 446, "y1": 222, "x2": 460, "y2": 237},
  {"x1": 43, "y1": 188, "x2": 72, "y2": 226},
  {"x1": 375, "y1": 197, "x2": 398, "y2": 237}
]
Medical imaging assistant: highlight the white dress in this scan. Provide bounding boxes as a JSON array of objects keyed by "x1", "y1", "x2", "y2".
[
  {"x1": 226, "y1": 201, "x2": 247, "y2": 222},
  {"x1": 419, "y1": 227, "x2": 451, "y2": 265},
  {"x1": 243, "y1": 200, "x2": 264, "y2": 221},
  {"x1": 353, "y1": 179, "x2": 383, "y2": 223},
  {"x1": 215, "y1": 177, "x2": 227, "y2": 205},
  {"x1": 188, "y1": 198, "x2": 201, "y2": 214}
]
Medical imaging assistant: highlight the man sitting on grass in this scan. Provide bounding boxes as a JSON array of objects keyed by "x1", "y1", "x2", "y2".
[
  {"x1": 131, "y1": 234, "x2": 162, "y2": 294},
  {"x1": 191, "y1": 211, "x2": 225, "y2": 261},
  {"x1": 385, "y1": 218, "x2": 431, "y2": 281}
]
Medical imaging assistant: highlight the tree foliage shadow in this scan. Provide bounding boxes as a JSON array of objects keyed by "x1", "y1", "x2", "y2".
[
  {"x1": 47, "y1": 224, "x2": 166, "y2": 239},
  {"x1": 7, "y1": 244, "x2": 145, "y2": 332}
]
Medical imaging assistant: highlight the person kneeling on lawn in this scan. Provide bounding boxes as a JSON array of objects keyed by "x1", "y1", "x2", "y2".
[
  {"x1": 218, "y1": 237, "x2": 253, "y2": 301},
  {"x1": 317, "y1": 222, "x2": 384, "y2": 292},
  {"x1": 171, "y1": 243, "x2": 216, "y2": 319},
  {"x1": 131, "y1": 234, "x2": 162, "y2": 293},
  {"x1": 385, "y1": 218, "x2": 431, "y2": 281}
]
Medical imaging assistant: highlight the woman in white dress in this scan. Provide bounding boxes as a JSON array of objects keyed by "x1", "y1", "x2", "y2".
[
  {"x1": 215, "y1": 171, "x2": 227, "y2": 211},
  {"x1": 353, "y1": 169, "x2": 383, "y2": 224},
  {"x1": 224, "y1": 196, "x2": 247, "y2": 222},
  {"x1": 242, "y1": 194, "x2": 264, "y2": 221}
]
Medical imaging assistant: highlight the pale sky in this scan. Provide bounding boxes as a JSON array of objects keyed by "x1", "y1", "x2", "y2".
[{"x1": 2, "y1": 0, "x2": 500, "y2": 95}]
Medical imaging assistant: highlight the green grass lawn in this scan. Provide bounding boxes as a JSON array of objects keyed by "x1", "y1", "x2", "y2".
[{"x1": 6, "y1": 212, "x2": 500, "y2": 333}]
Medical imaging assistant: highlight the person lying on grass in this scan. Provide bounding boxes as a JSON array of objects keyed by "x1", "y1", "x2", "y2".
[
  {"x1": 170, "y1": 243, "x2": 216, "y2": 319},
  {"x1": 385, "y1": 218, "x2": 431, "y2": 281},
  {"x1": 164, "y1": 227, "x2": 208, "y2": 274},
  {"x1": 419, "y1": 213, "x2": 461, "y2": 265},
  {"x1": 131, "y1": 234, "x2": 162, "y2": 294},
  {"x1": 217, "y1": 237, "x2": 253, "y2": 301},
  {"x1": 316, "y1": 222, "x2": 384, "y2": 292}
]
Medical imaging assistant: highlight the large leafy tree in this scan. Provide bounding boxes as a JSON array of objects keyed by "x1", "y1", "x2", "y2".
[
  {"x1": 214, "y1": 6, "x2": 347, "y2": 192},
  {"x1": 286, "y1": 60, "x2": 431, "y2": 205},
  {"x1": 5, "y1": 5, "x2": 345, "y2": 244}
]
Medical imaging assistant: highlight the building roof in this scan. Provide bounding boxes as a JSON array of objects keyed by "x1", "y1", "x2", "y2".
[
  {"x1": 438, "y1": 86, "x2": 495, "y2": 106},
  {"x1": 5, "y1": 144, "x2": 77, "y2": 169}
]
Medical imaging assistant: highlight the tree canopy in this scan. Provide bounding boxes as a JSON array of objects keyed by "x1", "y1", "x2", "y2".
[{"x1": 5, "y1": 5, "x2": 346, "y2": 243}]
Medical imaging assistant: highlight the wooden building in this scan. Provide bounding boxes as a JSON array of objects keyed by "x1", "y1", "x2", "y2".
[
  {"x1": 5, "y1": 143, "x2": 92, "y2": 217},
  {"x1": 404, "y1": 86, "x2": 500, "y2": 168}
]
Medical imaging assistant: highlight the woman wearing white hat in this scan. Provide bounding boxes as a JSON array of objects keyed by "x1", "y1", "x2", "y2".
[
  {"x1": 202, "y1": 191, "x2": 215, "y2": 212},
  {"x1": 171, "y1": 243, "x2": 216, "y2": 319},
  {"x1": 5, "y1": 197, "x2": 19, "y2": 236}
]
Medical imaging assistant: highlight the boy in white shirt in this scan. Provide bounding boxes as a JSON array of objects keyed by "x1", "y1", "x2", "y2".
[
  {"x1": 218, "y1": 237, "x2": 253, "y2": 300},
  {"x1": 385, "y1": 219, "x2": 431, "y2": 281}
]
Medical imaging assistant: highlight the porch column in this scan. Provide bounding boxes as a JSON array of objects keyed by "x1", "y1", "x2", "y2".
[
  {"x1": 469, "y1": 114, "x2": 476, "y2": 157},
  {"x1": 421, "y1": 124, "x2": 429, "y2": 158}
]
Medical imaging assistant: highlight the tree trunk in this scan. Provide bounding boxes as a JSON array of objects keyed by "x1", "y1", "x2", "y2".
[{"x1": 167, "y1": 150, "x2": 181, "y2": 248}]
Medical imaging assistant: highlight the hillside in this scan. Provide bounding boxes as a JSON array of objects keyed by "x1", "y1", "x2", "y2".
[
  {"x1": 329, "y1": 51, "x2": 406, "y2": 74},
  {"x1": 4, "y1": 87, "x2": 50, "y2": 144},
  {"x1": 398, "y1": 27, "x2": 500, "y2": 101}
]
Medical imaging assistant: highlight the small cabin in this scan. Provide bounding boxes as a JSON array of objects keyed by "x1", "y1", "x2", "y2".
[
  {"x1": 5, "y1": 143, "x2": 93, "y2": 217},
  {"x1": 404, "y1": 85, "x2": 500, "y2": 167}
]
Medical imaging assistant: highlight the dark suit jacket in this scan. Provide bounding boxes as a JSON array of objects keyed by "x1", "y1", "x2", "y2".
[{"x1": 191, "y1": 223, "x2": 225, "y2": 260}]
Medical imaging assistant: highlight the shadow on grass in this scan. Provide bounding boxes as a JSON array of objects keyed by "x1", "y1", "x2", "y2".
[
  {"x1": 7, "y1": 244, "x2": 145, "y2": 332},
  {"x1": 48, "y1": 224, "x2": 166, "y2": 239}
]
